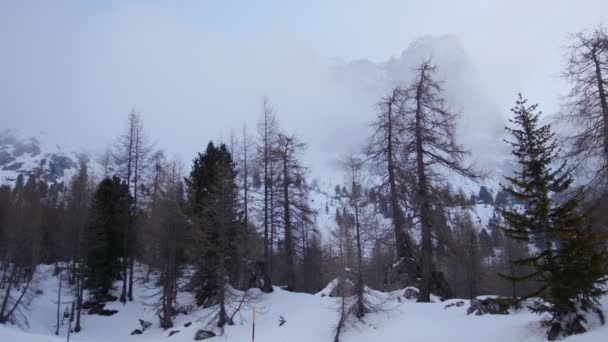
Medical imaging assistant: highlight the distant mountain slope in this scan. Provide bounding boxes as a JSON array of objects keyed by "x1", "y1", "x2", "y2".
[{"x1": 0, "y1": 130, "x2": 85, "y2": 186}]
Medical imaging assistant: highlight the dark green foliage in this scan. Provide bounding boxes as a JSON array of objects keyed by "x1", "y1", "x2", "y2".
[
  {"x1": 299, "y1": 231, "x2": 324, "y2": 293},
  {"x1": 499, "y1": 94, "x2": 608, "y2": 340},
  {"x1": 84, "y1": 176, "x2": 132, "y2": 301},
  {"x1": 185, "y1": 142, "x2": 244, "y2": 308}
]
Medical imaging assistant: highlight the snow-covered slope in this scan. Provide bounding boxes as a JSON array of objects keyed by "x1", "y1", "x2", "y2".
[
  {"x1": 0, "y1": 130, "x2": 89, "y2": 186},
  {"x1": 2, "y1": 265, "x2": 607, "y2": 342}
]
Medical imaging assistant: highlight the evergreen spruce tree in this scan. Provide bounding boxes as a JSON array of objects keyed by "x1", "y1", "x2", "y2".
[
  {"x1": 499, "y1": 93, "x2": 608, "y2": 340},
  {"x1": 186, "y1": 142, "x2": 244, "y2": 326},
  {"x1": 83, "y1": 176, "x2": 132, "y2": 301}
]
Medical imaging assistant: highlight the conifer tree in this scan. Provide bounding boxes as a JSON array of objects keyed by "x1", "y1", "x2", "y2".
[
  {"x1": 186, "y1": 142, "x2": 246, "y2": 327},
  {"x1": 83, "y1": 176, "x2": 132, "y2": 302},
  {"x1": 499, "y1": 93, "x2": 608, "y2": 340}
]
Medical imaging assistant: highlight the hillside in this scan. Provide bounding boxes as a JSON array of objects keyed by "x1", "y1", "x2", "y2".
[{"x1": 0, "y1": 130, "x2": 86, "y2": 186}]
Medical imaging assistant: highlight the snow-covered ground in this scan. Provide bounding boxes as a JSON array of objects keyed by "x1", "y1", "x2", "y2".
[{"x1": 2, "y1": 265, "x2": 607, "y2": 342}]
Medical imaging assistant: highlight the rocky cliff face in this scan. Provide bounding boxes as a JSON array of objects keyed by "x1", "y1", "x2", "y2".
[{"x1": 0, "y1": 130, "x2": 80, "y2": 185}]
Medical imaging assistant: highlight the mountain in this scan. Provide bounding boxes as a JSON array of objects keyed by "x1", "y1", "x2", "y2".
[
  {"x1": 326, "y1": 35, "x2": 510, "y2": 182},
  {"x1": 0, "y1": 130, "x2": 85, "y2": 186}
]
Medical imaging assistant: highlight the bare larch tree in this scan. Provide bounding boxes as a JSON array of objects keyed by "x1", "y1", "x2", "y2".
[
  {"x1": 561, "y1": 25, "x2": 608, "y2": 190},
  {"x1": 367, "y1": 88, "x2": 416, "y2": 282},
  {"x1": 401, "y1": 60, "x2": 477, "y2": 302},
  {"x1": 256, "y1": 97, "x2": 280, "y2": 292}
]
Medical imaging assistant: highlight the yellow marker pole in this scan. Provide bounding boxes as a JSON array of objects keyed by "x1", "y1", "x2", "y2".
[{"x1": 252, "y1": 307, "x2": 256, "y2": 342}]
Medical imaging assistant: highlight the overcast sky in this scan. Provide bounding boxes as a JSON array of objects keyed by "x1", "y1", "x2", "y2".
[{"x1": 1, "y1": 0, "x2": 607, "y2": 178}]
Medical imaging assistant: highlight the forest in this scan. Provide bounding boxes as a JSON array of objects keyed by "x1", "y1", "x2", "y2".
[{"x1": 1, "y1": 25, "x2": 608, "y2": 342}]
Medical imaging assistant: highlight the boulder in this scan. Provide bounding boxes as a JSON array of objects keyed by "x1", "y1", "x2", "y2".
[
  {"x1": 467, "y1": 298, "x2": 515, "y2": 315},
  {"x1": 184, "y1": 322, "x2": 192, "y2": 327},
  {"x1": 139, "y1": 319, "x2": 152, "y2": 330},
  {"x1": 168, "y1": 330, "x2": 180, "y2": 337},
  {"x1": 194, "y1": 330, "x2": 216, "y2": 340},
  {"x1": 444, "y1": 301, "x2": 465, "y2": 309},
  {"x1": 130, "y1": 329, "x2": 143, "y2": 335},
  {"x1": 81, "y1": 301, "x2": 98, "y2": 310},
  {"x1": 87, "y1": 303, "x2": 106, "y2": 315},
  {"x1": 98, "y1": 309, "x2": 118, "y2": 316},
  {"x1": 403, "y1": 287, "x2": 419, "y2": 300}
]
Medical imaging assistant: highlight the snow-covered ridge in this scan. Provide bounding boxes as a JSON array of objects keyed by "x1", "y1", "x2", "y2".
[{"x1": 0, "y1": 130, "x2": 87, "y2": 186}]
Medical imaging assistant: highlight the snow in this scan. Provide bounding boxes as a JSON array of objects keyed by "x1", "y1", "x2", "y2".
[
  {"x1": 2, "y1": 265, "x2": 608, "y2": 342},
  {"x1": 471, "y1": 203, "x2": 496, "y2": 230}
]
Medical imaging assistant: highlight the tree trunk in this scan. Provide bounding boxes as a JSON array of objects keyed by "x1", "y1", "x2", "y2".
[
  {"x1": 217, "y1": 171, "x2": 228, "y2": 328},
  {"x1": 120, "y1": 113, "x2": 135, "y2": 304},
  {"x1": 0, "y1": 265, "x2": 14, "y2": 323},
  {"x1": 282, "y1": 144, "x2": 295, "y2": 291},
  {"x1": 269, "y1": 164, "x2": 275, "y2": 284},
  {"x1": 243, "y1": 127, "x2": 249, "y2": 226},
  {"x1": 354, "y1": 192, "x2": 365, "y2": 318},
  {"x1": 74, "y1": 265, "x2": 82, "y2": 332},
  {"x1": 262, "y1": 117, "x2": 272, "y2": 293},
  {"x1": 386, "y1": 91, "x2": 413, "y2": 267},
  {"x1": 415, "y1": 69, "x2": 433, "y2": 303},
  {"x1": 55, "y1": 272, "x2": 62, "y2": 335}
]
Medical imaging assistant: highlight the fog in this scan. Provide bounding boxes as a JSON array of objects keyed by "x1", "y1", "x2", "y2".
[{"x1": 1, "y1": 0, "x2": 607, "y2": 178}]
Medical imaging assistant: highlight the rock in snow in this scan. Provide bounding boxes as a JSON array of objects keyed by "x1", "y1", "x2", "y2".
[
  {"x1": 467, "y1": 298, "x2": 514, "y2": 315},
  {"x1": 168, "y1": 330, "x2": 180, "y2": 337},
  {"x1": 139, "y1": 319, "x2": 152, "y2": 330},
  {"x1": 194, "y1": 330, "x2": 216, "y2": 340},
  {"x1": 130, "y1": 329, "x2": 143, "y2": 335},
  {"x1": 403, "y1": 287, "x2": 419, "y2": 300},
  {"x1": 444, "y1": 301, "x2": 465, "y2": 309}
]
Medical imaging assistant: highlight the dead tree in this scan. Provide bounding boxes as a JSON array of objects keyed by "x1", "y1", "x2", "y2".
[
  {"x1": 65, "y1": 158, "x2": 90, "y2": 332},
  {"x1": 367, "y1": 88, "x2": 416, "y2": 281},
  {"x1": 114, "y1": 110, "x2": 152, "y2": 302},
  {"x1": 158, "y1": 160, "x2": 188, "y2": 329},
  {"x1": 344, "y1": 156, "x2": 366, "y2": 318},
  {"x1": 275, "y1": 133, "x2": 310, "y2": 291},
  {"x1": 242, "y1": 124, "x2": 253, "y2": 226},
  {"x1": 561, "y1": 25, "x2": 608, "y2": 190},
  {"x1": 0, "y1": 174, "x2": 43, "y2": 324},
  {"x1": 401, "y1": 60, "x2": 478, "y2": 302},
  {"x1": 256, "y1": 98, "x2": 280, "y2": 293}
]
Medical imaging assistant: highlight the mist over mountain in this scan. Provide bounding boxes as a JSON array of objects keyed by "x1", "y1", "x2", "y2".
[
  {"x1": 328, "y1": 35, "x2": 509, "y2": 179},
  {"x1": 2, "y1": 35, "x2": 510, "y2": 192}
]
